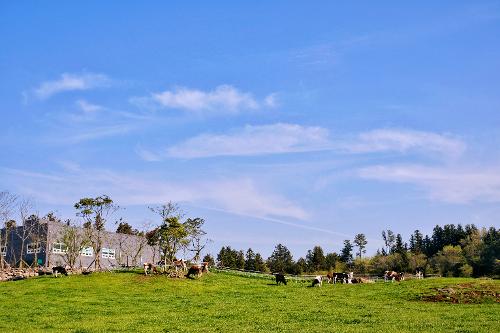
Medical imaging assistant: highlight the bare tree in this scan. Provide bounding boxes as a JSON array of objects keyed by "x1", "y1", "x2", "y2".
[
  {"x1": 16, "y1": 198, "x2": 37, "y2": 268},
  {"x1": 0, "y1": 191, "x2": 17, "y2": 269},
  {"x1": 185, "y1": 217, "x2": 209, "y2": 262}
]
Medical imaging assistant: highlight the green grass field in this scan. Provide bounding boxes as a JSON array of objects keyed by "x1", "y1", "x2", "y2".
[{"x1": 0, "y1": 271, "x2": 498, "y2": 332}]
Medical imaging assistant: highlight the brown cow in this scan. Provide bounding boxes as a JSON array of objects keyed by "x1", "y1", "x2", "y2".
[
  {"x1": 384, "y1": 270, "x2": 403, "y2": 282},
  {"x1": 185, "y1": 262, "x2": 208, "y2": 279}
]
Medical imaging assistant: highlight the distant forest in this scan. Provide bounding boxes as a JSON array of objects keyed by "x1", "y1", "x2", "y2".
[{"x1": 208, "y1": 224, "x2": 499, "y2": 278}]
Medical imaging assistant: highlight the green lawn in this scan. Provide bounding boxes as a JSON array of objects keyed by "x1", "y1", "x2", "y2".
[{"x1": 0, "y1": 271, "x2": 498, "y2": 332}]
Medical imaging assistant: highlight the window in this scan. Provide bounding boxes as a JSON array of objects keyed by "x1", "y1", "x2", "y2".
[
  {"x1": 1, "y1": 246, "x2": 6, "y2": 256},
  {"x1": 102, "y1": 248, "x2": 115, "y2": 259},
  {"x1": 52, "y1": 242, "x2": 68, "y2": 254},
  {"x1": 27, "y1": 242, "x2": 41, "y2": 254},
  {"x1": 80, "y1": 247, "x2": 94, "y2": 257}
]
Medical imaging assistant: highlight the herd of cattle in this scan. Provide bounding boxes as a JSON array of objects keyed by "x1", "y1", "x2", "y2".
[
  {"x1": 51, "y1": 259, "x2": 425, "y2": 286},
  {"x1": 143, "y1": 259, "x2": 209, "y2": 279},
  {"x1": 276, "y1": 269, "x2": 424, "y2": 287}
]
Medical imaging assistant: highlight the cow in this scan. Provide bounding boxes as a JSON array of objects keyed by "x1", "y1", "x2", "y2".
[
  {"x1": 328, "y1": 272, "x2": 348, "y2": 284},
  {"x1": 201, "y1": 262, "x2": 209, "y2": 273},
  {"x1": 52, "y1": 266, "x2": 68, "y2": 278},
  {"x1": 275, "y1": 273, "x2": 287, "y2": 285},
  {"x1": 312, "y1": 275, "x2": 323, "y2": 287},
  {"x1": 173, "y1": 259, "x2": 187, "y2": 272},
  {"x1": 384, "y1": 270, "x2": 403, "y2": 282},
  {"x1": 416, "y1": 269, "x2": 424, "y2": 279},
  {"x1": 185, "y1": 265, "x2": 203, "y2": 279},
  {"x1": 347, "y1": 272, "x2": 354, "y2": 283},
  {"x1": 143, "y1": 262, "x2": 160, "y2": 275}
]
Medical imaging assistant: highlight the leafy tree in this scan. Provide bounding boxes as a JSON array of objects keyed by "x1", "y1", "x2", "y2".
[
  {"x1": 432, "y1": 245, "x2": 464, "y2": 277},
  {"x1": 267, "y1": 244, "x2": 294, "y2": 274},
  {"x1": 236, "y1": 250, "x2": 245, "y2": 269},
  {"x1": 324, "y1": 252, "x2": 339, "y2": 271},
  {"x1": 340, "y1": 240, "x2": 353, "y2": 264},
  {"x1": 202, "y1": 254, "x2": 215, "y2": 267},
  {"x1": 74, "y1": 195, "x2": 119, "y2": 270},
  {"x1": 353, "y1": 234, "x2": 367, "y2": 259},
  {"x1": 116, "y1": 220, "x2": 138, "y2": 235}
]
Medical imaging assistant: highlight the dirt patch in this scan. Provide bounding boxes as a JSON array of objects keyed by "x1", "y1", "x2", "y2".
[{"x1": 420, "y1": 283, "x2": 500, "y2": 304}]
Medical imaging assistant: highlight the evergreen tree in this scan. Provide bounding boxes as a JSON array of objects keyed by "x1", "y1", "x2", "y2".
[
  {"x1": 267, "y1": 244, "x2": 294, "y2": 274},
  {"x1": 305, "y1": 246, "x2": 325, "y2": 272},
  {"x1": 245, "y1": 248, "x2": 256, "y2": 271},
  {"x1": 340, "y1": 240, "x2": 353, "y2": 264}
]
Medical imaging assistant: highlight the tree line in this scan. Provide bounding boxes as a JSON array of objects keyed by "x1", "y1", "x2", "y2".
[{"x1": 213, "y1": 225, "x2": 499, "y2": 278}]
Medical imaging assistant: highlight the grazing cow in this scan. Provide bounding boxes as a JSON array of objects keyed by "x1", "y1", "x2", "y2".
[
  {"x1": 416, "y1": 269, "x2": 424, "y2": 279},
  {"x1": 185, "y1": 265, "x2": 203, "y2": 279},
  {"x1": 52, "y1": 266, "x2": 68, "y2": 278},
  {"x1": 173, "y1": 259, "x2": 187, "y2": 272},
  {"x1": 384, "y1": 270, "x2": 403, "y2": 282},
  {"x1": 312, "y1": 275, "x2": 323, "y2": 287},
  {"x1": 275, "y1": 273, "x2": 287, "y2": 285}
]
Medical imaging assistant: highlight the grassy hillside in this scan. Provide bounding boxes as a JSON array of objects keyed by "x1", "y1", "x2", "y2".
[{"x1": 0, "y1": 271, "x2": 498, "y2": 332}]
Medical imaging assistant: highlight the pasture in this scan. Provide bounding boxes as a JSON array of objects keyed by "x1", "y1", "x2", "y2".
[{"x1": 0, "y1": 271, "x2": 498, "y2": 332}]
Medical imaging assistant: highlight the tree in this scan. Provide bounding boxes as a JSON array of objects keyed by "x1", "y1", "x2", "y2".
[
  {"x1": 432, "y1": 245, "x2": 464, "y2": 277},
  {"x1": 353, "y1": 234, "x2": 367, "y2": 259},
  {"x1": 340, "y1": 240, "x2": 353, "y2": 265},
  {"x1": 59, "y1": 221, "x2": 89, "y2": 268},
  {"x1": 74, "y1": 195, "x2": 119, "y2": 270},
  {"x1": 185, "y1": 217, "x2": 208, "y2": 262},
  {"x1": 236, "y1": 250, "x2": 245, "y2": 269},
  {"x1": 381, "y1": 230, "x2": 395, "y2": 255},
  {"x1": 16, "y1": 198, "x2": 37, "y2": 268},
  {"x1": 149, "y1": 202, "x2": 188, "y2": 268},
  {"x1": 116, "y1": 220, "x2": 138, "y2": 235},
  {"x1": 0, "y1": 191, "x2": 17, "y2": 269},
  {"x1": 254, "y1": 253, "x2": 267, "y2": 272},
  {"x1": 202, "y1": 254, "x2": 215, "y2": 267},
  {"x1": 409, "y1": 230, "x2": 424, "y2": 254},
  {"x1": 324, "y1": 252, "x2": 339, "y2": 271},
  {"x1": 245, "y1": 248, "x2": 256, "y2": 271},
  {"x1": 305, "y1": 246, "x2": 325, "y2": 272},
  {"x1": 267, "y1": 244, "x2": 294, "y2": 274}
]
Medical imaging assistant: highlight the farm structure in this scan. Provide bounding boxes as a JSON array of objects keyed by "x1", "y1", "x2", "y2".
[{"x1": 0, "y1": 216, "x2": 155, "y2": 269}]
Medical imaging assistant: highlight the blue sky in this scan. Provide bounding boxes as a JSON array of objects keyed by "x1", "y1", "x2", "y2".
[{"x1": 1, "y1": 1, "x2": 500, "y2": 258}]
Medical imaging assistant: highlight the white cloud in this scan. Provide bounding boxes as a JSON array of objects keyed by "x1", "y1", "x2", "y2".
[
  {"x1": 166, "y1": 123, "x2": 330, "y2": 159},
  {"x1": 62, "y1": 125, "x2": 133, "y2": 144},
  {"x1": 264, "y1": 93, "x2": 279, "y2": 108},
  {"x1": 154, "y1": 126, "x2": 465, "y2": 160},
  {"x1": 151, "y1": 85, "x2": 275, "y2": 114},
  {"x1": 76, "y1": 99, "x2": 104, "y2": 113},
  {"x1": 1, "y1": 168, "x2": 308, "y2": 221},
  {"x1": 33, "y1": 73, "x2": 110, "y2": 99},
  {"x1": 359, "y1": 164, "x2": 500, "y2": 203},
  {"x1": 342, "y1": 129, "x2": 465, "y2": 157}
]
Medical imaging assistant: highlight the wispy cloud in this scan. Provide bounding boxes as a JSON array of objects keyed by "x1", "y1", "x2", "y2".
[
  {"x1": 76, "y1": 99, "x2": 104, "y2": 113},
  {"x1": 63, "y1": 124, "x2": 133, "y2": 144},
  {"x1": 342, "y1": 129, "x2": 465, "y2": 157},
  {"x1": 166, "y1": 123, "x2": 330, "y2": 159},
  {"x1": 146, "y1": 125, "x2": 465, "y2": 160},
  {"x1": 33, "y1": 73, "x2": 110, "y2": 100},
  {"x1": 0, "y1": 167, "x2": 308, "y2": 221},
  {"x1": 359, "y1": 164, "x2": 500, "y2": 203},
  {"x1": 148, "y1": 85, "x2": 276, "y2": 115}
]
